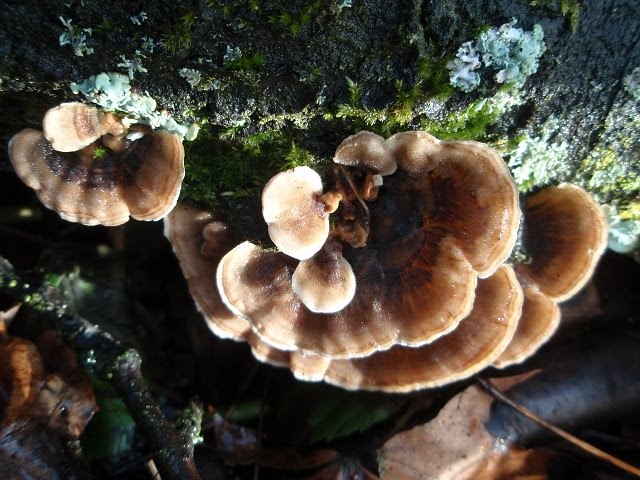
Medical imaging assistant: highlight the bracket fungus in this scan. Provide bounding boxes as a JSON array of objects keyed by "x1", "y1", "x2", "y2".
[
  {"x1": 493, "y1": 184, "x2": 608, "y2": 368},
  {"x1": 8, "y1": 102, "x2": 184, "y2": 226},
  {"x1": 333, "y1": 131, "x2": 398, "y2": 176},
  {"x1": 166, "y1": 132, "x2": 607, "y2": 392},
  {"x1": 166, "y1": 203, "x2": 523, "y2": 392},
  {"x1": 215, "y1": 130, "x2": 520, "y2": 358},
  {"x1": 164, "y1": 204, "x2": 251, "y2": 341}
]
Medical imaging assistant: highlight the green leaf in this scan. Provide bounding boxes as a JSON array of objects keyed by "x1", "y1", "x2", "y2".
[{"x1": 81, "y1": 377, "x2": 136, "y2": 462}]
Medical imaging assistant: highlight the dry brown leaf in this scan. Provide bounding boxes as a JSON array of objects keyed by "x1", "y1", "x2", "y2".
[
  {"x1": 468, "y1": 447, "x2": 553, "y2": 480},
  {"x1": 0, "y1": 337, "x2": 46, "y2": 432},
  {"x1": 0, "y1": 319, "x2": 97, "y2": 479},
  {"x1": 378, "y1": 375, "x2": 535, "y2": 480}
]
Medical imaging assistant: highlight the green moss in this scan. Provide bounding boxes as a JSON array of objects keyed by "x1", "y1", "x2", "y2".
[
  {"x1": 161, "y1": 9, "x2": 196, "y2": 54},
  {"x1": 281, "y1": 143, "x2": 318, "y2": 169},
  {"x1": 270, "y1": 0, "x2": 323, "y2": 37},
  {"x1": 417, "y1": 57, "x2": 454, "y2": 99},
  {"x1": 531, "y1": 0, "x2": 581, "y2": 31},
  {"x1": 180, "y1": 126, "x2": 318, "y2": 207},
  {"x1": 181, "y1": 68, "x2": 524, "y2": 207},
  {"x1": 93, "y1": 146, "x2": 108, "y2": 159},
  {"x1": 332, "y1": 74, "x2": 452, "y2": 136},
  {"x1": 260, "y1": 105, "x2": 322, "y2": 130},
  {"x1": 424, "y1": 91, "x2": 521, "y2": 141},
  {"x1": 223, "y1": 52, "x2": 264, "y2": 71}
]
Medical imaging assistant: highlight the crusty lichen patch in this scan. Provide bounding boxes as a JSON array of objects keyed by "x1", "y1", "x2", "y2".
[{"x1": 506, "y1": 117, "x2": 572, "y2": 192}]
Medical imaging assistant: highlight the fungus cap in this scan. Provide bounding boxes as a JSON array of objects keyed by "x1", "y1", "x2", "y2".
[
  {"x1": 216, "y1": 130, "x2": 520, "y2": 359},
  {"x1": 276, "y1": 265, "x2": 523, "y2": 392},
  {"x1": 515, "y1": 183, "x2": 608, "y2": 302},
  {"x1": 164, "y1": 204, "x2": 251, "y2": 341},
  {"x1": 9, "y1": 128, "x2": 184, "y2": 226},
  {"x1": 215, "y1": 233, "x2": 477, "y2": 358},
  {"x1": 291, "y1": 244, "x2": 356, "y2": 313},
  {"x1": 492, "y1": 284, "x2": 560, "y2": 368},
  {"x1": 262, "y1": 166, "x2": 330, "y2": 260},
  {"x1": 492, "y1": 184, "x2": 607, "y2": 368},
  {"x1": 385, "y1": 131, "x2": 439, "y2": 178},
  {"x1": 334, "y1": 131, "x2": 397, "y2": 175},
  {"x1": 385, "y1": 130, "x2": 521, "y2": 277},
  {"x1": 167, "y1": 200, "x2": 524, "y2": 391},
  {"x1": 43, "y1": 102, "x2": 124, "y2": 152}
]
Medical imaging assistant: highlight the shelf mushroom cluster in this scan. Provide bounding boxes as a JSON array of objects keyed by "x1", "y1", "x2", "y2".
[
  {"x1": 8, "y1": 102, "x2": 185, "y2": 226},
  {"x1": 165, "y1": 130, "x2": 608, "y2": 392}
]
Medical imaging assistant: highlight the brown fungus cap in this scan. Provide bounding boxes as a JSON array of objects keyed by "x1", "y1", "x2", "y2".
[
  {"x1": 334, "y1": 131, "x2": 397, "y2": 176},
  {"x1": 215, "y1": 233, "x2": 477, "y2": 358},
  {"x1": 281, "y1": 265, "x2": 522, "y2": 392},
  {"x1": 43, "y1": 102, "x2": 124, "y2": 152},
  {"x1": 164, "y1": 204, "x2": 252, "y2": 341},
  {"x1": 291, "y1": 243, "x2": 356, "y2": 313},
  {"x1": 9, "y1": 128, "x2": 184, "y2": 226},
  {"x1": 163, "y1": 205, "x2": 332, "y2": 374},
  {"x1": 492, "y1": 283, "x2": 560, "y2": 369},
  {"x1": 385, "y1": 130, "x2": 521, "y2": 277},
  {"x1": 515, "y1": 183, "x2": 608, "y2": 302},
  {"x1": 492, "y1": 184, "x2": 607, "y2": 369},
  {"x1": 168, "y1": 196, "x2": 524, "y2": 391},
  {"x1": 262, "y1": 166, "x2": 330, "y2": 260},
  {"x1": 216, "y1": 130, "x2": 520, "y2": 359}
]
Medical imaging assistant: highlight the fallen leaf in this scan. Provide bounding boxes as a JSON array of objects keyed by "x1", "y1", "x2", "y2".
[
  {"x1": 0, "y1": 316, "x2": 98, "y2": 478},
  {"x1": 377, "y1": 374, "x2": 537, "y2": 480}
]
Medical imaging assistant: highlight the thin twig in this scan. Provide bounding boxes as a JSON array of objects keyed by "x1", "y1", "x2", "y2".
[
  {"x1": 339, "y1": 166, "x2": 370, "y2": 231},
  {"x1": 478, "y1": 377, "x2": 640, "y2": 478}
]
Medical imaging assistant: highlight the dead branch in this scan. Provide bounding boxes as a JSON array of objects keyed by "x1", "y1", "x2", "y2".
[{"x1": 479, "y1": 377, "x2": 640, "y2": 478}]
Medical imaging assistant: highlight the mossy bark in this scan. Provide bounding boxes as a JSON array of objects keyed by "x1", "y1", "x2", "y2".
[{"x1": 0, "y1": 0, "x2": 638, "y2": 233}]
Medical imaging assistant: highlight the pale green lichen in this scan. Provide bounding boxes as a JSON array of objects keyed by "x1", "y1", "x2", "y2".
[
  {"x1": 623, "y1": 67, "x2": 640, "y2": 101},
  {"x1": 604, "y1": 204, "x2": 640, "y2": 254},
  {"x1": 117, "y1": 50, "x2": 148, "y2": 79},
  {"x1": 448, "y1": 20, "x2": 546, "y2": 92},
  {"x1": 178, "y1": 67, "x2": 217, "y2": 91},
  {"x1": 576, "y1": 101, "x2": 640, "y2": 206},
  {"x1": 446, "y1": 41, "x2": 481, "y2": 93},
  {"x1": 580, "y1": 147, "x2": 640, "y2": 198},
  {"x1": 59, "y1": 16, "x2": 94, "y2": 57},
  {"x1": 70, "y1": 72, "x2": 199, "y2": 140},
  {"x1": 129, "y1": 11, "x2": 148, "y2": 26},
  {"x1": 573, "y1": 79, "x2": 640, "y2": 259},
  {"x1": 178, "y1": 68, "x2": 202, "y2": 88},
  {"x1": 506, "y1": 118, "x2": 572, "y2": 192},
  {"x1": 478, "y1": 21, "x2": 546, "y2": 87}
]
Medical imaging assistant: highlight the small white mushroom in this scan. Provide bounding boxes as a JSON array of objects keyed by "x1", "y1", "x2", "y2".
[
  {"x1": 292, "y1": 244, "x2": 356, "y2": 313},
  {"x1": 261, "y1": 166, "x2": 330, "y2": 260},
  {"x1": 43, "y1": 102, "x2": 125, "y2": 153},
  {"x1": 334, "y1": 131, "x2": 397, "y2": 176}
]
